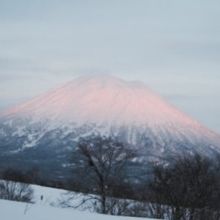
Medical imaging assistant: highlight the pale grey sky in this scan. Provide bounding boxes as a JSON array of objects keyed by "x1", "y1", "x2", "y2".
[{"x1": 0, "y1": 0, "x2": 220, "y2": 132}]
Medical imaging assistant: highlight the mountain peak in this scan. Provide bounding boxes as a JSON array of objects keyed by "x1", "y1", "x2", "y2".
[
  {"x1": 1, "y1": 74, "x2": 220, "y2": 163},
  {"x1": 1, "y1": 75, "x2": 184, "y2": 126},
  {"x1": 67, "y1": 74, "x2": 145, "y2": 89},
  {"x1": 0, "y1": 75, "x2": 209, "y2": 126}
]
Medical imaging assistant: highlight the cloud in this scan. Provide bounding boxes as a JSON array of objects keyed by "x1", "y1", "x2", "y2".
[{"x1": 0, "y1": 0, "x2": 220, "y2": 132}]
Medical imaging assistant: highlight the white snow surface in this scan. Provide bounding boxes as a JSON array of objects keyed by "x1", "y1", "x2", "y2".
[
  {"x1": 1, "y1": 75, "x2": 204, "y2": 127},
  {"x1": 0, "y1": 199, "x2": 159, "y2": 220},
  {"x1": 1, "y1": 183, "x2": 160, "y2": 220}
]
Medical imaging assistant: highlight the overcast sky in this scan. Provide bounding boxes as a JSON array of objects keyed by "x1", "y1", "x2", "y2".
[{"x1": 0, "y1": 0, "x2": 220, "y2": 132}]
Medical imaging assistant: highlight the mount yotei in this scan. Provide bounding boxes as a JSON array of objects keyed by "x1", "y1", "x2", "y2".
[{"x1": 0, "y1": 75, "x2": 220, "y2": 180}]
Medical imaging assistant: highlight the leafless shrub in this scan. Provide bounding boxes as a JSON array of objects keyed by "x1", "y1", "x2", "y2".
[{"x1": 0, "y1": 180, "x2": 33, "y2": 203}]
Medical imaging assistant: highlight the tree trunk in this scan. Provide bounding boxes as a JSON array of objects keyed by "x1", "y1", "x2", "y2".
[
  {"x1": 100, "y1": 182, "x2": 106, "y2": 214},
  {"x1": 173, "y1": 206, "x2": 182, "y2": 220}
]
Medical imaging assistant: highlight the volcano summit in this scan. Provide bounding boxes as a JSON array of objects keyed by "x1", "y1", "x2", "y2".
[{"x1": 0, "y1": 75, "x2": 220, "y2": 179}]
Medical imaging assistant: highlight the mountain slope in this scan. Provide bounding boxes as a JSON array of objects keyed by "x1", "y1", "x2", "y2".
[{"x1": 0, "y1": 75, "x2": 220, "y2": 179}]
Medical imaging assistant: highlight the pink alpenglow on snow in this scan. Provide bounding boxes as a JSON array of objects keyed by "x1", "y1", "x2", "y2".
[{"x1": 1, "y1": 75, "x2": 220, "y2": 152}]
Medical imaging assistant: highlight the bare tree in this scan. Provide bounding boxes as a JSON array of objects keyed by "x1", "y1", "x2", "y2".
[
  {"x1": 70, "y1": 135, "x2": 136, "y2": 214},
  {"x1": 148, "y1": 153, "x2": 220, "y2": 220}
]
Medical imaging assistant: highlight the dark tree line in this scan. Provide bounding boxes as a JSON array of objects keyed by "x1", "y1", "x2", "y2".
[
  {"x1": 147, "y1": 154, "x2": 220, "y2": 220},
  {"x1": 1, "y1": 167, "x2": 40, "y2": 184}
]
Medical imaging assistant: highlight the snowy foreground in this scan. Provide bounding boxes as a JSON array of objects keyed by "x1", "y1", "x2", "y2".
[
  {"x1": 1, "y1": 184, "x2": 159, "y2": 220},
  {"x1": 0, "y1": 199, "x2": 157, "y2": 220}
]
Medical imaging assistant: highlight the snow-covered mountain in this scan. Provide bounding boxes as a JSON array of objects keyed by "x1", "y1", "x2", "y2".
[{"x1": 0, "y1": 75, "x2": 220, "y2": 180}]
